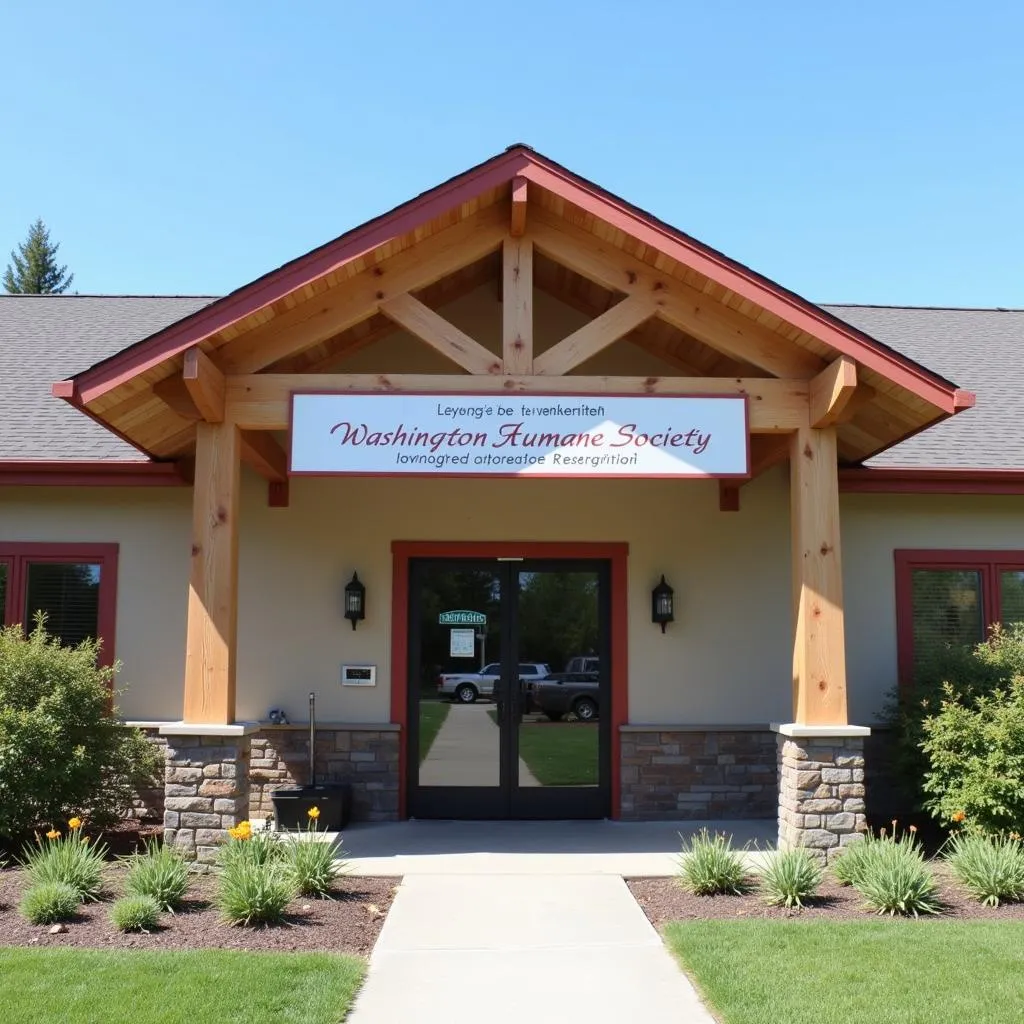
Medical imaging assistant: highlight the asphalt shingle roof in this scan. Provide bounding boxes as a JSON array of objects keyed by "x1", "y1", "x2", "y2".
[
  {"x1": 1, "y1": 295, "x2": 1020, "y2": 469},
  {"x1": 0, "y1": 295, "x2": 214, "y2": 461}
]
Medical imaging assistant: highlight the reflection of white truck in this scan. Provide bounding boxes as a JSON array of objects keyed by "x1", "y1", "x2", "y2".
[{"x1": 438, "y1": 662, "x2": 551, "y2": 704}]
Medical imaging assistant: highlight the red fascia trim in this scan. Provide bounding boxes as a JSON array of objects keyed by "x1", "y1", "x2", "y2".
[
  {"x1": 0, "y1": 542, "x2": 119, "y2": 670},
  {"x1": 389, "y1": 540, "x2": 629, "y2": 820},
  {"x1": 840, "y1": 467, "x2": 1024, "y2": 495},
  {"x1": 0, "y1": 461, "x2": 186, "y2": 487},
  {"x1": 518, "y1": 160, "x2": 966, "y2": 414},
  {"x1": 67, "y1": 151, "x2": 535, "y2": 405}
]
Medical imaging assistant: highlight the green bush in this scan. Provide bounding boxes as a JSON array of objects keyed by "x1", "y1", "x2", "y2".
[
  {"x1": 283, "y1": 833, "x2": 343, "y2": 898},
  {"x1": 217, "y1": 860, "x2": 297, "y2": 926},
  {"x1": 21, "y1": 825, "x2": 108, "y2": 901},
  {"x1": 109, "y1": 894, "x2": 162, "y2": 933},
  {"x1": 125, "y1": 840, "x2": 189, "y2": 912},
  {"x1": 0, "y1": 619, "x2": 162, "y2": 840},
  {"x1": 677, "y1": 829, "x2": 748, "y2": 896},
  {"x1": 920, "y1": 678, "x2": 1024, "y2": 836},
  {"x1": 758, "y1": 849, "x2": 823, "y2": 908},
  {"x1": 218, "y1": 824, "x2": 283, "y2": 869},
  {"x1": 20, "y1": 882, "x2": 80, "y2": 925},
  {"x1": 883, "y1": 623, "x2": 1024, "y2": 820},
  {"x1": 853, "y1": 836, "x2": 941, "y2": 917},
  {"x1": 945, "y1": 833, "x2": 1024, "y2": 907}
]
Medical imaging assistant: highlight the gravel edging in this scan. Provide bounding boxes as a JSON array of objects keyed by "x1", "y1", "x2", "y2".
[{"x1": 0, "y1": 865, "x2": 397, "y2": 955}]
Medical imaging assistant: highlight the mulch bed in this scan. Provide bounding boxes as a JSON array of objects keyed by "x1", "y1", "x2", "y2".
[
  {"x1": 0, "y1": 864, "x2": 396, "y2": 955},
  {"x1": 628, "y1": 865, "x2": 1024, "y2": 927}
]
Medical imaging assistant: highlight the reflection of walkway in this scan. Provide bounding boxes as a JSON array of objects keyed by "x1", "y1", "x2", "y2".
[{"x1": 418, "y1": 703, "x2": 539, "y2": 787}]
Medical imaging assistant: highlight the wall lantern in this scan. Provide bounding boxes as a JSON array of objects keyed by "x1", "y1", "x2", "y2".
[
  {"x1": 344, "y1": 572, "x2": 366, "y2": 630},
  {"x1": 651, "y1": 575, "x2": 674, "y2": 633}
]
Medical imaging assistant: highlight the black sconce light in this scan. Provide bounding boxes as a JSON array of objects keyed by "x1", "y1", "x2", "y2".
[
  {"x1": 652, "y1": 575, "x2": 674, "y2": 633},
  {"x1": 344, "y1": 572, "x2": 366, "y2": 630}
]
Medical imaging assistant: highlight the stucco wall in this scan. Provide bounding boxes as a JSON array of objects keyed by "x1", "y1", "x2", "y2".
[{"x1": 4, "y1": 480, "x2": 1024, "y2": 729}]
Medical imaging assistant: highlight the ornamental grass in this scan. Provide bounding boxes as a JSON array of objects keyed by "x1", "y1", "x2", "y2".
[
  {"x1": 20, "y1": 881, "x2": 81, "y2": 925},
  {"x1": 21, "y1": 817, "x2": 108, "y2": 901},
  {"x1": 124, "y1": 839, "x2": 189, "y2": 912},
  {"x1": 945, "y1": 832, "x2": 1024, "y2": 907},
  {"x1": 281, "y1": 806, "x2": 345, "y2": 898},
  {"x1": 850, "y1": 827, "x2": 941, "y2": 917},
  {"x1": 758, "y1": 849, "x2": 823, "y2": 908},
  {"x1": 109, "y1": 895, "x2": 163, "y2": 933},
  {"x1": 677, "y1": 829, "x2": 749, "y2": 896}
]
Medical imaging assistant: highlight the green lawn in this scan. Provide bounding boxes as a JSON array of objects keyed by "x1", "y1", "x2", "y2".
[
  {"x1": 0, "y1": 948, "x2": 365, "y2": 1024},
  {"x1": 664, "y1": 920, "x2": 1024, "y2": 1024},
  {"x1": 516, "y1": 722, "x2": 598, "y2": 786},
  {"x1": 417, "y1": 700, "x2": 450, "y2": 764}
]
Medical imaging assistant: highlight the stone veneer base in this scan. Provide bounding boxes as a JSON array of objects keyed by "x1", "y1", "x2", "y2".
[
  {"x1": 776, "y1": 731, "x2": 868, "y2": 863},
  {"x1": 620, "y1": 728, "x2": 777, "y2": 820}
]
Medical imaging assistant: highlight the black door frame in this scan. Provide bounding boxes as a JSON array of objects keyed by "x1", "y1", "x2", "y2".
[{"x1": 407, "y1": 556, "x2": 611, "y2": 820}]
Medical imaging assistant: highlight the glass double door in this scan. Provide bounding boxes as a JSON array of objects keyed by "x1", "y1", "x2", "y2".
[{"x1": 408, "y1": 558, "x2": 610, "y2": 819}]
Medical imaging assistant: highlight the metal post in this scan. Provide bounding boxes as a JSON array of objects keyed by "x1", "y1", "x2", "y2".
[{"x1": 308, "y1": 691, "x2": 316, "y2": 787}]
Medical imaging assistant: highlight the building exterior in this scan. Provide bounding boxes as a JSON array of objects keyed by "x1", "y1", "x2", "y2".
[{"x1": 2, "y1": 147, "x2": 1022, "y2": 863}]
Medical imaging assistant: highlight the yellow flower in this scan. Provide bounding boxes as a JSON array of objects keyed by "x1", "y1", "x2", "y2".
[
  {"x1": 228, "y1": 820, "x2": 253, "y2": 841},
  {"x1": 307, "y1": 806, "x2": 321, "y2": 820},
  {"x1": 46, "y1": 830, "x2": 60, "y2": 840},
  {"x1": 1011, "y1": 832, "x2": 1021, "y2": 842},
  {"x1": 68, "y1": 817, "x2": 82, "y2": 830},
  {"x1": 952, "y1": 810, "x2": 966, "y2": 823}
]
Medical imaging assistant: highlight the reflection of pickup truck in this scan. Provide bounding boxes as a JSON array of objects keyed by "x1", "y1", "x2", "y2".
[
  {"x1": 529, "y1": 672, "x2": 600, "y2": 721},
  {"x1": 438, "y1": 662, "x2": 551, "y2": 704}
]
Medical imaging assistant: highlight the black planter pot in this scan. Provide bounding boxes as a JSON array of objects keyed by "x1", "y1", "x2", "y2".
[{"x1": 271, "y1": 783, "x2": 352, "y2": 831}]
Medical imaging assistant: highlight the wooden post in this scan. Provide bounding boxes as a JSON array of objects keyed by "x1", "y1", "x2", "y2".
[
  {"x1": 183, "y1": 421, "x2": 240, "y2": 724},
  {"x1": 502, "y1": 237, "x2": 533, "y2": 374},
  {"x1": 790, "y1": 423, "x2": 848, "y2": 725}
]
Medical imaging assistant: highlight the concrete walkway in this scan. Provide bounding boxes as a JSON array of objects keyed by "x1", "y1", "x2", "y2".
[{"x1": 348, "y1": 872, "x2": 716, "y2": 1024}]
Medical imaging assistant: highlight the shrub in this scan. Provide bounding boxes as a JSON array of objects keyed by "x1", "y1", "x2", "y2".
[
  {"x1": 20, "y1": 882, "x2": 80, "y2": 925},
  {"x1": 109, "y1": 895, "x2": 162, "y2": 933},
  {"x1": 759, "y1": 849, "x2": 823, "y2": 908},
  {"x1": 883, "y1": 623, "x2": 1024, "y2": 820},
  {"x1": 920, "y1": 678, "x2": 1024, "y2": 836},
  {"x1": 217, "y1": 860, "x2": 297, "y2": 926},
  {"x1": 677, "y1": 829, "x2": 748, "y2": 896},
  {"x1": 21, "y1": 821, "x2": 108, "y2": 901},
  {"x1": 945, "y1": 832, "x2": 1024, "y2": 907},
  {"x1": 853, "y1": 835, "x2": 941, "y2": 917},
  {"x1": 124, "y1": 840, "x2": 189, "y2": 912},
  {"x1": 0, "y1": 619, "x2": 162, "y2": 840},
  {"x1": 832, "y1": 832, "x2": 879, "y2": 887}
]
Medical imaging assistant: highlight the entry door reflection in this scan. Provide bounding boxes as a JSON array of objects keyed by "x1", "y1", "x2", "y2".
[
  {"x1": 416, "y1": 564, "x2": 502, "y2": 788},
  {"x1": 516, "y1": 569, "x2": 600, "y2": 789}
]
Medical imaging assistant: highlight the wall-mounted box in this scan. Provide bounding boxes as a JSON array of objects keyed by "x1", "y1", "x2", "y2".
[{"x1": 341, "y1": 664, "x2": 376, "y2": 687}]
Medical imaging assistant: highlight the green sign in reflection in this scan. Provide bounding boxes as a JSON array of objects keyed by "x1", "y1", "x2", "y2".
[{"x1": 438, "y1": 609, "x2": 487, "y2": 625}]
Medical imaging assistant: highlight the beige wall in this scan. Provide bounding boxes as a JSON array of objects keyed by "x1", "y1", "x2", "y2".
[{"x1": 4, "y1": 479, "x2": 1024, "y2": 728}]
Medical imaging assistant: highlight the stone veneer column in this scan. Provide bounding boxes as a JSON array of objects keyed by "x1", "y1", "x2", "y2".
[
  {"x1": 160, "y1": 727, "x2": 253, "y2": 868},
  {"x1": 773, "y1": 724, "x2": 870, "y2": 863}
]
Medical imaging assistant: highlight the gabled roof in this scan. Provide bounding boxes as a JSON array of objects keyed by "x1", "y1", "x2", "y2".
[{"x1": 3, "y1": 297, "x2": 1014, "y2": 471}]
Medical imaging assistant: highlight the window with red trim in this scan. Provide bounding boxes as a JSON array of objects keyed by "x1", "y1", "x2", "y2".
[
  {"x1": 0, "y1": 544, "x2": 118, "y2": 666},
  {"x1": 895, "y1": 550, "x2": 1024, "y2": 685}
]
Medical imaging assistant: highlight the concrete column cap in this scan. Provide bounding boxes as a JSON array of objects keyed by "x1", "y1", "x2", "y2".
[
  {"x1": 157, "y1": 721, "x2": 261, "y2": 737},
  {"x1": 771, "y1": 722, "x2": 871, "y2": 738}
]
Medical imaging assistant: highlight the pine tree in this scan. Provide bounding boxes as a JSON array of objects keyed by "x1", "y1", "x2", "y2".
[{"x1": 3, "y1": 219, "x2": 74, "y2": 294}]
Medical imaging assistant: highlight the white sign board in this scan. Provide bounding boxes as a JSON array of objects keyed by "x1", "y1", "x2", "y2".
[
  {"x1": 290, "y1": 393, "x2": 749, "y2": 478},
  {"x1": 449, "y1": 628, "x2": 476, "y2": 658}
]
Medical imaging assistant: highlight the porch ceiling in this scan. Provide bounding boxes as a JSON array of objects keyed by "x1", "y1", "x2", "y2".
[{"x1": 54, "y1": 146, "x2": 972, "y2": 467}]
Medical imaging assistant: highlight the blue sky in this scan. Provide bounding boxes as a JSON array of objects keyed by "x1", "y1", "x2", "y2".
[{"x1": 2, "y1": 1, "x2": 1022, "y2": 305}]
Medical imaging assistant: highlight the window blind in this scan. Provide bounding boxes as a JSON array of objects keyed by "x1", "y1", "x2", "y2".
[
  {"x1": 24, "y1": 562, "x2": 101, "y2": 648},
  {"x1": 911, "y1": 568, "x2": 984, "y2": 664}
]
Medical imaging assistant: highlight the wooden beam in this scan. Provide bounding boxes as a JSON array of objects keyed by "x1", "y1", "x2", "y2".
[
  {"x1": 719, "y1": 484, "x2": 741, "y2": 512},
  {"x1": 379, "y1": 293, "x2": 502, "y2": 375},
  {"x1": 216, "y1": 208, "x2": 507, "y2": 374},
  {"x1": 225, "y1": 373, "x2": 809, "y2": 432},
  {"x1": 182, "y1": 347, "x2": 225, "y2": 423},
  {"x1": 153, "y1": 376, "x2": 200, "y2": 420},
  {"x1": 810, "y1": 356, "x2": 857, "y2": 428},
  {"x1": 510, "y1": 176, "x2": 528, "y2": 238},
  {"x1": 183, "y1": 422, "x2": 240, "y2": 725},
  {"x1": 790, "y1": 424, "x2": 848, "y2": 726},
  {"x1": 534, "y1": 294, "x2": 657, "y2": 375},
  {"x1": 502, "y1": 238, "x2": 533, "y2": 374},
  {"x1": 239, "y1": 430, "x2": 287, "y2": 482},
  {"x1": 528, "y1": 214, "x2": 825, "y2": 379}
]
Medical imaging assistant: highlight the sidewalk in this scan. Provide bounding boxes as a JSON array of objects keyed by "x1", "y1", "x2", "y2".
[{"x1": 347, "y1": 872, "x2": 717, "y2": 1024}]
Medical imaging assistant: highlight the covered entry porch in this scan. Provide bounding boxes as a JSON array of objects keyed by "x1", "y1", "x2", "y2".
[{"x1": 54, "y1": 147, "x2": 971, "y2": 861}]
